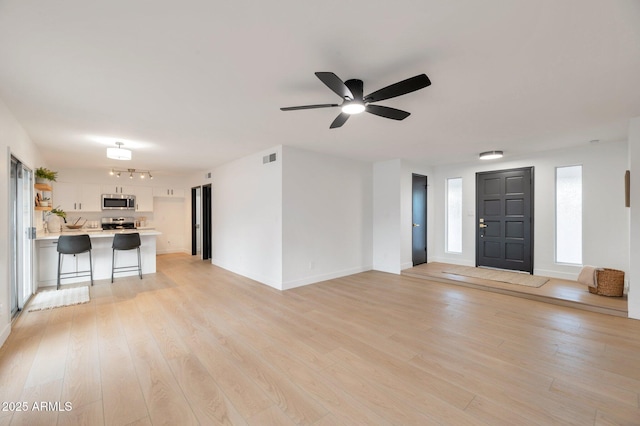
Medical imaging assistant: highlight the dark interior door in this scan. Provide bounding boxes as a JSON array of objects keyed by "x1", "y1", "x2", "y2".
[
  {"x1": 202, "y1": 184, "x2": 212, "y2": 260},
  {"x1": 191, "y1": 187, "x2": 197, "y2": 256},
  {"x1": 412, "y1": 174, "x2": 427, "y2": 266},
  {"x1": 476, "y1": 167, "x2": 533, "y2": 273}
]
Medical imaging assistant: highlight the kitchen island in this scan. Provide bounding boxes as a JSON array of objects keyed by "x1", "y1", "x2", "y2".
[{"x1": 36, "y1": 229, "x2": 161, "y2": 287}]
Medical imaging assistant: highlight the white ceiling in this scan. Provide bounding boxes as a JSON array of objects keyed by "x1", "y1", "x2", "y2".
[{"x1": 1, "y1": 1, "x2": 639, "y2": 176}]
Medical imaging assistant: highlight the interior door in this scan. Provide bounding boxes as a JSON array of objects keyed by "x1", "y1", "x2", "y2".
[
  {"x1": 202, "y1": 184, "x2": 212, "y2": 260},
  {"x1": 191, "y1": 186, "x2": 202, "y2": 257},
  {"x1": 412, "y1": 174, "x2": 427, "y2": 266},
  {"x1": 476, "y1": 167, "x2": 533, "y2": 273}
]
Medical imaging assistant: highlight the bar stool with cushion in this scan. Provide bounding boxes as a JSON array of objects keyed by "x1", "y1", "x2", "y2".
[
  {"x1": 57, "y1": 234, "x2": 93, "y2": 290},
  {"x1": 111, "y1": 232, "x2": 142, "y2": 283}
]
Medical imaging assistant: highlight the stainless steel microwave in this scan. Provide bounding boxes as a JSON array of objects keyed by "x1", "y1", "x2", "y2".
[{"x1": 102, "y1": 194, "x2": 136, "y2": 210}]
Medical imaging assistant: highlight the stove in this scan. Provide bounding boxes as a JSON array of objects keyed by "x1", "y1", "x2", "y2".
[{"x1": 102, "y1": 217, "x2": 136, "y2": 230}]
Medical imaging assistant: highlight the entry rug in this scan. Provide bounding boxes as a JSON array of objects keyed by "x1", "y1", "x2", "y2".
[
  {"x1": 28, "y1": 286, "x2": 90, "y2": 312},
  {"x1": 443, "y1": 265, "x2": 549, "y2": 288}
]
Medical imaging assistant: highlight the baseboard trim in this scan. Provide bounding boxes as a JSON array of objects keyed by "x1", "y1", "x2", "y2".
[
  {"x1": 0, "y1": 322, "x2": 11, "y2": 349},
  {"x1": 282, "y1": 265, "x2": 373, "y2": 290}
]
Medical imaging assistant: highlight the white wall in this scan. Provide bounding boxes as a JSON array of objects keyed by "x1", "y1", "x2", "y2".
[
  {"x1": 628, "y1": 117, "x2": 640, "y2": 320},
  {"x1": 372, "y1": 159, "x2": 434, "y2": 274},
  {"x1": 431, "y1": 141, "x2": 629, "y2": 281},
  {"x1": 0, "y1": 98, "x2": 46, "y2": 347},
  {"x1": 373, "y1": 159, "x2": 402, "y2": 274},
  {"x1": 211, "y1": 146, "x2": 283, "y2": 289},
  {"x1": 154, "y1": 197, "x2": 187, "y2": 254},
  {"x1": 281, "y1": 146, "x2": 372, "y2": 289}
]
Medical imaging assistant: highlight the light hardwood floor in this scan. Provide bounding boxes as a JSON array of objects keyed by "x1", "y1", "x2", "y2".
[{"x1": 1, "y1": 254, "x2": 640, "y2": 425}]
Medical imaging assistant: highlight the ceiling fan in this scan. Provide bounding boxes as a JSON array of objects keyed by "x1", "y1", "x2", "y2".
[{"x1": 280, "y1": 72, "x2": 431, "y2": 128}]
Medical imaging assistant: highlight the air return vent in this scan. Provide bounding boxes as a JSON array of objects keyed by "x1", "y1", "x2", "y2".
[{"x1": 263, "y1": 153, "x2": 277, "y2": 164}]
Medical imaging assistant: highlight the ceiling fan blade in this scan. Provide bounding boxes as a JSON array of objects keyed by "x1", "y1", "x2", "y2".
[
  {"x1": 365, "y1": 104, "x2": 411, "y2": 120},
  {"x1": 330, "y1": 112, "x2": 350, "y2": 128},
  {"x1": 280, "y1": 103, "x2": 339, "y2": 111},
  {"x1": 364, "y1": 74, "x2": 431, "y2": 103},
  {"x1": 315, "y1": 72, "x2": 354, "y2": 100}
]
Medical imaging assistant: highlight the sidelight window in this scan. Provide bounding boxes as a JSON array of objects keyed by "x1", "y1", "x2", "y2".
[
  {"x1": 446, "y1": 177, "x2": 463, "y2": 253},
  {"x1": 556, "y1": 165, "x2": 582, "y2": 264}
]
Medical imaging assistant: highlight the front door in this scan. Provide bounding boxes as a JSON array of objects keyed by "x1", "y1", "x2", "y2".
[
  {"x1": 476, "y1": 167, "x2": 533, "y2": 273},
  {"x1": 412, "y1": 174, "x2": 427, "y2": 266}
]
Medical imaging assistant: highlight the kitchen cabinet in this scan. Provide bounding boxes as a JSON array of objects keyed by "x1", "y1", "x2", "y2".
[
  {"x1": 101, "y1": 185, "x2": 154, "y2": 211},
  {"x1": 37, "y1": 239, "x2": 97, "y2": 286},
  {"x1": 133, "y1": 186, "x2": 154, "y2": 211},
  {"x1": 102, "y1": 185, "x2": 134, "y2": 194},
  {"x1": 54, "y1": 182, "x2": 101, "y2": 212},
  {"x1": 153, "y1": 187, "x2": 185, "y2": 198},
  {"x1": 36, "y1": 231, "x2": 160, "y2": 287}
]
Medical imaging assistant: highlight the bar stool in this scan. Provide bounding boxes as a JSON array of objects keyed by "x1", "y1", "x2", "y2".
[
  {"x1": 57, "y1": 234, "x2": 93, "y2": 290},
  {"x1": 112, "y1": 233, "x2": 142, "y2": 283}
]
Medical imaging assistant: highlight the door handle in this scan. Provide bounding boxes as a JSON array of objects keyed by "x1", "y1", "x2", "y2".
[
  {"x1": 479, "y1": 224, "x2": 488, "y2": 228},
  {"x1": 413, "y1": 223, "x2": 420, "y2": 227}
]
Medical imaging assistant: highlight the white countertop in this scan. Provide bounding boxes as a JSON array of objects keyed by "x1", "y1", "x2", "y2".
[{"x1": 36, "y1": 229, "x2": 161, "y2": 241}]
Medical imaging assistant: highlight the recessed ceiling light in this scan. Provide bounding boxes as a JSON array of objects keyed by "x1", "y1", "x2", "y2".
[{"x1": 479, "y1": 150, "x2": 503, "y2": 160}]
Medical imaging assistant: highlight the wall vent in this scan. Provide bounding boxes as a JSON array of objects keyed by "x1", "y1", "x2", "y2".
[
  {"x1": 263, "y1": 153, "x2": 277, "y2": 164},
  {"x1": 204, "y1": 172, "x2": 212, "y2": 179}
]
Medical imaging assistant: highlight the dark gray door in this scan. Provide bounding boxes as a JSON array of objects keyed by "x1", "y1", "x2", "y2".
[
  {"x1": 476, "y1": 167, "x2": 533, "y2": 273},
  {"x1": 412, "y1": 174, "x2": 427, "y2": 266},
  {"x1": 202, "y1": 184, "x2": 212, "y2": 260}
]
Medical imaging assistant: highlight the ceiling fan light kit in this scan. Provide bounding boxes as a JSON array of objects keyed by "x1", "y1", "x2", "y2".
[
  {"x1": 342, "y1": 102, "x2": 365, "y2": 114},
  {"x1": 479, "y1": 150, "x2": 504, "y2": 160},
  {"x1": 281, "y1": 71, "x2": 431, "y2": 128}
]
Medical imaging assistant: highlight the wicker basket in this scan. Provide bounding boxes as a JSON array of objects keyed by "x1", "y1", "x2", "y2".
[{"x1": 589, "y1": 268, "x2": 625, "y2": 297}]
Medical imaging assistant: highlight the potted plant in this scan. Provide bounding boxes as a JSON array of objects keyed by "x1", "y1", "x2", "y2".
[
  {"x1": 40, "y1": 197, "x2": 50, "y2": 207},
  {"x1": 50, "y1": 206, "x2": 67, "y2": 222},
  {"x1": 35, "y1": 167, "x2": 57, "y2": 183}
]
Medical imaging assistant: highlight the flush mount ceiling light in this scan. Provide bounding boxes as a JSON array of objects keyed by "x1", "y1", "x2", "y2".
[
  {"x1": 110, "y1": 168, "x2": 153, "y2": 179},
  {"x1": 479, "y1": 150, "x2": 504, "y2": 160},
  {"x1": 106, "y1": 142, "x2": 132, "y2": 160}
]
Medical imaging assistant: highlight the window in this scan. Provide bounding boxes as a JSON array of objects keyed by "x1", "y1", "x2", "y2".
[
  {"x1": 556, "y1": 165, "x2": 582, "y2": 264},
  {"x1": 446, "y1": 177, "x2": 462, "y2": 253}
]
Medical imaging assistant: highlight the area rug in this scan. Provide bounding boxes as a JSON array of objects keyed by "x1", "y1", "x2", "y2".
[
  {"x1": 28, "y1": 286, "x2": 90, "y2": 312},
  {"x1": 442, "y1": 265, "x2": 549, "y2": 288}
]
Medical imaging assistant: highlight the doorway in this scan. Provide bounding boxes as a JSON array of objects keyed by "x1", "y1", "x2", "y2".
[
  {"x1": 10, "y1": 156, "x2": 34, "y2": 317},
  {"x1": 412, "y1": 174, "x2": 427, "y2": 266},
  {"x1": 476, "y1": 167, "x2": 534, "y2": 274},
  {"x1": 191, "y1": 185, "x2": 212, "y2": 260},
  {"x1": 191, "y1": 186, "x2": 202, "y2": 256},
  {"x1": 202, "y1": 184, "x2": 212, "y2": 260}
]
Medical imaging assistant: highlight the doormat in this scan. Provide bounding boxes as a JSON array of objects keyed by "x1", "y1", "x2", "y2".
[
  {"x1": 442, "y1": 265, "x2": 549, "y2": 288},
  {"x1": 27, "y1": 286, "x2": 90, "y2": 312}
]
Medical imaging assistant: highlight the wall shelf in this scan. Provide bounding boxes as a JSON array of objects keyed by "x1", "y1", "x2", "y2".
[
  {"x1": 34, "y1": 183, "x2": 53, "y2": 191},
  {"x1": 34, "y1": 182, "x2": 53, "y2": 210}
]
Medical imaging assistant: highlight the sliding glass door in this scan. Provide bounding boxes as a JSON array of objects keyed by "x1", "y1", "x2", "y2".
[{"x1": 10, "y1": 156, "x2": 34, "y2": 317}]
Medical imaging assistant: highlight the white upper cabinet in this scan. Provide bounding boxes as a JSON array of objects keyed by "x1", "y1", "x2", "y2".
[
  {"x1": 54, "y1": 182, "x2": 102, "y2": 212},
  {"x1": 133, "y1": 186, "x2": 154, "y2": 212},
  {"x1": 153, "y1": 187, "x2": 185, "y2": 198}
]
